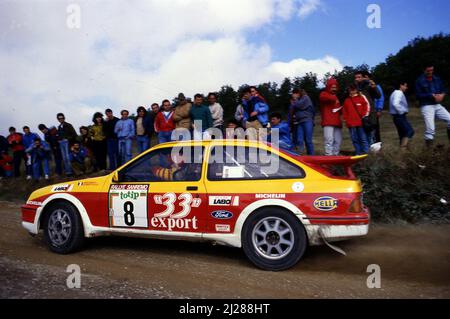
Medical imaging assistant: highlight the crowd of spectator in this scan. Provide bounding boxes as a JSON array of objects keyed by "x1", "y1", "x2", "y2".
[{"x1": 0, "y1": 65, "x2": 448, "y2": 181}]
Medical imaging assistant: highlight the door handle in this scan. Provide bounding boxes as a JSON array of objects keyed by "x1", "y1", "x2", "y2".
[{"x1": 186, "y1": 186, "x2": 198, "y2": 191}]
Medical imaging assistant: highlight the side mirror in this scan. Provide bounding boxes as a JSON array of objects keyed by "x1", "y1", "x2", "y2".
[{"x1": 112, "y1": 171, "x2": 120, "y2": 183}]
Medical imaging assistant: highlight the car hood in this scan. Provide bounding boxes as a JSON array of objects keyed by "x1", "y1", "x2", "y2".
[{"x1": 26, "y1": 175, "x2": 110, "y2": 203}]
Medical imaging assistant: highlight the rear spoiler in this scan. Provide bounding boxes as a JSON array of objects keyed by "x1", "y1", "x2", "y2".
[
  {"x1": 298, "y1": 155, "x2": 368, "y2": 166},
  {"x1": 294, "y1": 155, "x2": 368, "y2": 180}
]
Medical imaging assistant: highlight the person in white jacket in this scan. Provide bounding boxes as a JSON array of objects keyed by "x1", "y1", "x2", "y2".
[
  {"x1": 389, "y1": 81, "x2": 415, "y2": 148},
  {"x1": 207, "y1": 92, "x2": 224, "y2": 132}
]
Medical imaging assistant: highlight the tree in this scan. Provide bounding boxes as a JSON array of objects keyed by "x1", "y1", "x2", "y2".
[
  {"x1": 217, "y1": 85, "x2": 238, "y2": 122},
  {"x1": 372, "y1": 33, "x2": 450, "y2": 106},
  {"x1": 293, "y1": 73, "x2": 320, "y2": 109},
  {"x1": 277, "y1": 78, "x2": 292, "y2": 113}
]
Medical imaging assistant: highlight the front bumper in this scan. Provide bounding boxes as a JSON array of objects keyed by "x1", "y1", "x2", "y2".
[{"x1": 21, "y1": 204, "x2": 41, "y2": 235}]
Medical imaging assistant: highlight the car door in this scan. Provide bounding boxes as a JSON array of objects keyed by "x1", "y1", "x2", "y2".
[
  {"x1": 108, "y1": 144, "x2": 208, "y2": 233},
  {"x1": 204, "y1": 143, "x2": 306, "y2": 234}
]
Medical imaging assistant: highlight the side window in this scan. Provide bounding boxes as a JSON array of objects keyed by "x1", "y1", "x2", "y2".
[
  {"x1": 120, "y1": 146, "x2": 204, "y2": 182},
  {"x1": 207, "y1": 146, "x2": 305, "y2": 181}
]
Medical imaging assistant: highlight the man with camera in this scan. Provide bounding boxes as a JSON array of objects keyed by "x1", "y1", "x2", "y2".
[{"x1": 25, "y1": 138, "x2": 51, "y2": 181}]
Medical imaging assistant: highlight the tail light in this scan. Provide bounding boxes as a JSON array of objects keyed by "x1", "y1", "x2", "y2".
[{"x1": 348, "y1": 196, "x2": 362, "y2": 213}]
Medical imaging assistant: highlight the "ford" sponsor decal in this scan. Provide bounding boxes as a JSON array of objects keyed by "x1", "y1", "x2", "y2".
[
  {"x1": 211, "y1": 210, "x2": 233, "y2": 220},
  {"x1": 313, "y1": 196, "x2": 338, "y2": 211}
]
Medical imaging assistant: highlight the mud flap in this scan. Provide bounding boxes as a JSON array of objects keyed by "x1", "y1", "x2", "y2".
[{"x1": 318, "y1": 228, "x2": 347, "y2": 256}]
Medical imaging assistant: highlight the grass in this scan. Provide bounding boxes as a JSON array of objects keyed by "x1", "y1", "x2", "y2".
[{"x1": 310, "y1": 107, "x2": 449, "y2": 153}]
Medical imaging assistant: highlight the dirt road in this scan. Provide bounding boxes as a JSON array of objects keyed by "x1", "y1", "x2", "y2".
[{"x1": 0, "y1": 201, "x2": 449, "y2": 299}]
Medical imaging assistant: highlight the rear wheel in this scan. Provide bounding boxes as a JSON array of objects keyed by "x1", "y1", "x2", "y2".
[
  {"x1": 43, "y1": 202, "x2": 85, "y2": 254},
  {"x1": 242, "y1": 208, "x2": 307, "y2": 271}
]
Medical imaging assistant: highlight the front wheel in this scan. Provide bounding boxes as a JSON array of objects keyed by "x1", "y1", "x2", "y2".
[
  {"x1": 43, "y1": 202, "x2": 85, "y2": 254},
  {"x1": 242, "y1": 208, "x2": 307, "y2": 271}
]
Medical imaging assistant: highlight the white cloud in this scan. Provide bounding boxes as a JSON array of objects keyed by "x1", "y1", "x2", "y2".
[
  {"x1": 0, "y1": 0, "x2": 337, "y2": 135},
  {"x1": 265, "y1": 55, "x2": 343, "y2": 80},
  {"x1": 298, "y1": 0, "x2": 323, "y2": 19}
]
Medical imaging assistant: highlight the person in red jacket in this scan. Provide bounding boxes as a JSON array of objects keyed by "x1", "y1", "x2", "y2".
[
  {"x1": 154, "y1": 99, "x2": 176, "y2": 144},
  {"x1": 0, "y1": 153, "x2": 13, "y2": 178},
  {"x1": 7, "y1": 127, "x2": 26, "y2": 177},
  {"x1": 343, "y1": 85, "x2": 370, "y2": 155},
  {"x1": 320, "y1": 78, "x2": 343, "y2": 155}
]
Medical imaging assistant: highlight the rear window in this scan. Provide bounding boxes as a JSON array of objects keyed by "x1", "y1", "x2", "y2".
[{"x1": 207, "y1": 146, "x2": 305, "y2": 181}]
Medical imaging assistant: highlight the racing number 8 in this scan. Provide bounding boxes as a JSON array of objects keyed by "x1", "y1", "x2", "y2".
[{"x1": 124, "y1": 201, "x2": 135, "y2": 226}]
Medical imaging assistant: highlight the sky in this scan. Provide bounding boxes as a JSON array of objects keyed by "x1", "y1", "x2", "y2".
[{"x1": 0, "y1": 0, "x2": 449, "y2": 136}]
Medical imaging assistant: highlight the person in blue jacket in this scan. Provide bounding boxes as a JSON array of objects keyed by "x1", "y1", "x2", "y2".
[
  {"x1": 268, "y1": 112, "x2": 293, "y2": 151},
  {"x1": 291, "y1": 88, "x2": 315, "y2": 155},
  {"x1": 25, "y1": 138, "x2": 51, "y2": 180},
  {"x1": 69, "y1": 141, "x2": 93, "y2": 176},
  {"x1": 114, "y1": 110, "x2": 135, "y2": 164},
  {"x1": 415, "y1": 64, "x2": 449, "y2": 147},
  {"x1": 242, "y1": 86, "x2": 269, "y2": 141},
  {"x1": 22, "y1": 126, "x2": 41, "y2": 180}
]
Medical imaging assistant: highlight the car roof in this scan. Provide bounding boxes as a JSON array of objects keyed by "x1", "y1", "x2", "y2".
[{"x1": 152, "y1": 139, "x2": 274, "y2": 148}]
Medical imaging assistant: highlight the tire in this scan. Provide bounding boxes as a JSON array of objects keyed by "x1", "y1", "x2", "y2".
[
  {"x1": 42, "y1": 201, "x2": 85, "y2": 254},
  {"x1": 242, "y1": 207, "x2": 307, "y2": 271}
]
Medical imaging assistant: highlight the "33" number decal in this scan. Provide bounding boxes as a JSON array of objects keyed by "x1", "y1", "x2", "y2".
[{"x1": 154, "y1": 193, "x2": 201, "y2": 219}]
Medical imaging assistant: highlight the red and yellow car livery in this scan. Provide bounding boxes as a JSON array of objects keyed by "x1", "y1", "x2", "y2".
[{"x1": 22, "y1": 139, "x2": 369, "y2": 271}]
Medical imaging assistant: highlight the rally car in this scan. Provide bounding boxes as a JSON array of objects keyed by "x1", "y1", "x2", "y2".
[{"x1": 22, "y1": 139, "x2": 370, "y2": 271}]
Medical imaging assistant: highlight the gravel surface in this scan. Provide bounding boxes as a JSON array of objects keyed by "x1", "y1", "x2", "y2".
[{"x1": 0, "y1": 201, "x2": 449, "y2": 299}]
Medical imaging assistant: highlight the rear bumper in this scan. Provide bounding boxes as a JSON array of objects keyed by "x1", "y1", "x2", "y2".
[
  {"x1": 304, "y1": 206, "x2": 370, "y2": 245},
  {"x1": 305, "y1": 224, "x2": 369, "y2": 245}
]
